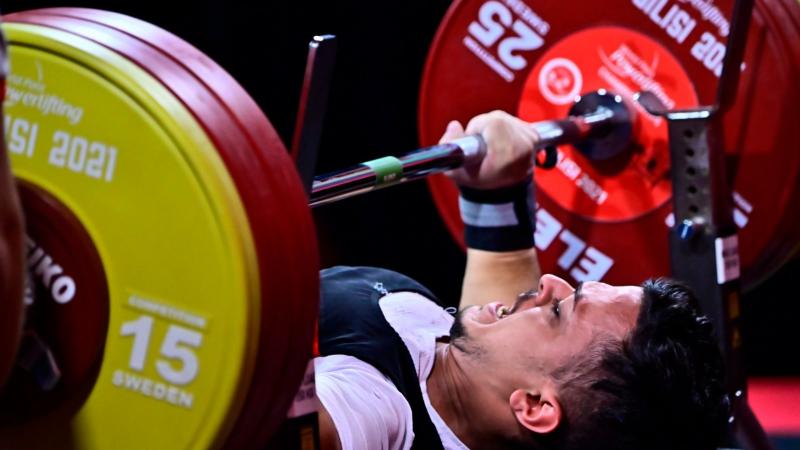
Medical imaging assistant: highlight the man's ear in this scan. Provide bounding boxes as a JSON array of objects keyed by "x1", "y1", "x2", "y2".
[{"x1": 509, "y1": 386, "x2": 562, "y2": 434}]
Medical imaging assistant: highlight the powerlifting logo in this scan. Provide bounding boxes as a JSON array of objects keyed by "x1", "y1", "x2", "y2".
[
  {"x1": 4, "y1": 62, "x2": 84, "y2": 125},
  {"x1": 598, "y1": 44, "x2": 677, "y2": 111}
]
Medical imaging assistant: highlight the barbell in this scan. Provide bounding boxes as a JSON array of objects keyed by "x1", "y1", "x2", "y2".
[
  {"x1": 0, "y1": 0, "x2": 798, "y2": 448},
  {"x1": 311, "y1": 89, "x2": 632, "y2": 206}
]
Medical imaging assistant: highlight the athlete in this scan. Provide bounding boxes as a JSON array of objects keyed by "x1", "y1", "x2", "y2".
[{"x1": 314, "y1": 111, "x2": 728, "y2": 450}]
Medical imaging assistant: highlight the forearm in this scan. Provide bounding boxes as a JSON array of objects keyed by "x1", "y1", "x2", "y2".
[
  {"x1": 460, "y1": 247, "x2": 540, "y2": 308},
  {"x1": 456, "y1": 180, "x2": 540, "y2": 308},
  {"x1": 438, "y1": 111, "x2": 543, "y2": 309}
]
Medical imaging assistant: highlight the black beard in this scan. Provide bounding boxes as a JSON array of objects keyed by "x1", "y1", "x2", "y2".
[
  {"x1": 448, "y1": 308, "x2": 474, "y2": 354},
  {"x1": 447, "y1": 307, "x2": 489, "y2": 360},
  {"x1": 449, "y1": 308, "x2": 468, "y2": 340}
]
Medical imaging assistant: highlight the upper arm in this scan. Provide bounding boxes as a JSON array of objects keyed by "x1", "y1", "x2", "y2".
[
  {"x1": 314, "y1": 355, "x2": 413, "y2": 450},
  {"x1": 317, "y1": 400, "x2": 342, "y2": 450}
]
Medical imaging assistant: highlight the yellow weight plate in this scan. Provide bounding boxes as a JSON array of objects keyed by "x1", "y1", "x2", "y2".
[{"x1": 1, "y1": 23, "x2": 259, "y2": 450}]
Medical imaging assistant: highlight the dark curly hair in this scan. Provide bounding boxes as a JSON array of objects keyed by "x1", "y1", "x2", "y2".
[{"x1": 542, "y1": 278, "x2": 729, "y2": 450}]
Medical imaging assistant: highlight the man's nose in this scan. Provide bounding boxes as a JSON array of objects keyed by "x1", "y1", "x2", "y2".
[{"x1": 534, "y1": 274, "x2": 575, "y2": 307}]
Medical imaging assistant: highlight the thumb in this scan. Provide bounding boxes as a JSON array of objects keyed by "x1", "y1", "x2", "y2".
[{"x1": 438, "y1": 120, "x2": 465, "y2": 144}]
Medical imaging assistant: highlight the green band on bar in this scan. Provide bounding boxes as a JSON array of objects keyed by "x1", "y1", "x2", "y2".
[{"x1": 362, "y1": 156, "x2": 403, "y2": 185}]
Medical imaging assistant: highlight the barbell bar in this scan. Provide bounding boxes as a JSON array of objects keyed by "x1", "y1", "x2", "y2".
[{"x1": 310, "y1": 90, "x2": 633, "y2": 207}]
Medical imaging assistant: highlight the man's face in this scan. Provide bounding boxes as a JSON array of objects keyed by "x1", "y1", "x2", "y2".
[{"x1": 451, "y1": 274, "x2": 643, "y2": 387}]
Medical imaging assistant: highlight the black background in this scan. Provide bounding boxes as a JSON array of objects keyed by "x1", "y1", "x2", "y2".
[{"x1": 1, "y1": 0, "x2": 797, "y2": 376}]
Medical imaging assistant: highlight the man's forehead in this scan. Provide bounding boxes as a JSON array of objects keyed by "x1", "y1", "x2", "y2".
[
  {"x1": 581, "y1": 282, "x2": 643, "y2": 305},
  {"x1": 577, "y1": 283, "x2": 642, "y2": 336}
]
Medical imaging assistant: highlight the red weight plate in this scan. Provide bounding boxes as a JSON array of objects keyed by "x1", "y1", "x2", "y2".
[
  {"x1": 747, "y1": 0, "x2": 800, "y2": 275},
  {"x1": 4, "y1": 10, "x2": 320, "y2": 446},
  {"x1": 519, "y1": 26, "x2": 697, "y2": 223},
  {"x1": 1, "y1": 181, "x2": 109, "y2": 424},
  {"x1": 420, "y1": 0, "x2": 800, "y2": 288}
]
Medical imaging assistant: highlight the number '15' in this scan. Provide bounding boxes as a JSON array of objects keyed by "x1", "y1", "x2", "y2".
[{"x1": 120, "y1": 315, "x2": 203, "y2": 386}]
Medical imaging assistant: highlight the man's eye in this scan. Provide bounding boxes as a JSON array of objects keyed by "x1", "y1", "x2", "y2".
[{"x1": 551, "y1": 298, "x2": 561, "y2": 318}]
